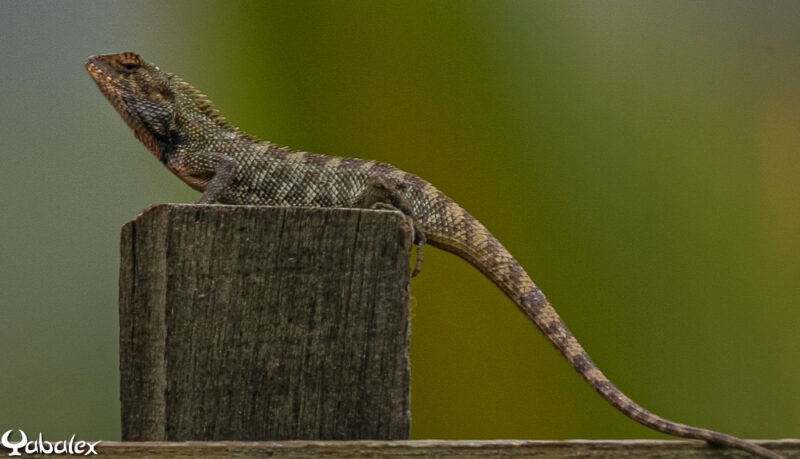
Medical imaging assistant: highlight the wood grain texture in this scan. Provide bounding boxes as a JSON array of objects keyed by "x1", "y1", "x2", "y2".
[
  {"x1": 119, "y1": 204, "x2": 411, "y2": 442},
  {"x1": 19, "y1": 440, "x2": 800, "y2": 458}
]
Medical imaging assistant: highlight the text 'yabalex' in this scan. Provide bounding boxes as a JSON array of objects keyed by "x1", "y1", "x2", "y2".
[{"x1": 1, "y1": 430, "x2": 100, "y2": 456}]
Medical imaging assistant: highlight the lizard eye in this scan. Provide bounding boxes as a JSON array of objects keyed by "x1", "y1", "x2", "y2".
[{"x1": 119, "y1": 60, "x2": 140, "y2": 73}]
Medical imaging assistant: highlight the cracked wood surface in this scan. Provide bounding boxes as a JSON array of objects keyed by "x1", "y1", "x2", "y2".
[{"x1": 119, "y1": 205, "x2": 411, "y2": 442}]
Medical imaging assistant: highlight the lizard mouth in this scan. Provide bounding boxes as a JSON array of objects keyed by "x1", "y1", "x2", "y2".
[
  {"x1": 85, "y1": 54, "x2": 162, "y2": 159},
  {"x1": 85, "y1": 57, "x2": 117, "y2": 100},
  {"x1": 85, "y1": 56, "x2": 119, "y2": 90},
  {"x1": 85, "y1": 60, "x2": 128, "y2": 119}
]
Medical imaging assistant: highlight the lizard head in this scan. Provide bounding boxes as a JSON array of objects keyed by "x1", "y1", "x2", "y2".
[
  {"x1": 85, "y1": 52, "x2": 180, "y2": 158},
  {"x1": 86, "y1": 52, "x2": 230, "y2": 161}
]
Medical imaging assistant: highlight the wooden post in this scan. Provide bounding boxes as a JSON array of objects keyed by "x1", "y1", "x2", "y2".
[{"x1": 118, "y1": 204, "x2": 411, "y2": 442}]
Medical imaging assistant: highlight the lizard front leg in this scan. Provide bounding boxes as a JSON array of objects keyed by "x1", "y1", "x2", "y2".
[
  {"x1": 167, "y1": 152, "x2": 238, "y2": 204},
  {"x1": 355, "y1": 175, "x2": 426, "y2": 277}
]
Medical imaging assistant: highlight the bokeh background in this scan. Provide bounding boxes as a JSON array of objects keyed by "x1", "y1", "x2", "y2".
[{"x1": 1, "y1": 0, "x2": 798, "y2": 442}]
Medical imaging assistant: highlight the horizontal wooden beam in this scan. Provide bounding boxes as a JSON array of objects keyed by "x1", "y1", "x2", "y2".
[{"x1": 22, "y1": 439, "x2": 798, "y2": 458}]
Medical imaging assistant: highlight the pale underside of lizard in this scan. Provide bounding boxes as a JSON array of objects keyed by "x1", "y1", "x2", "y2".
[{"x1": 86, "y1": 52, "x2": 782, "y2": 459}]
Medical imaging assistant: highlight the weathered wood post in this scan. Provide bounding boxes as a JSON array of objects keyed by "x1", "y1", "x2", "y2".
[{"x1": 118, "y1": 204, "x2": 411, "y2": 442}]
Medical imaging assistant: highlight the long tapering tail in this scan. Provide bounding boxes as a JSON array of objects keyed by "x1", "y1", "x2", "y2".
[{"x1": 424, "y1": 204, "x2": 782, "y2": 459}]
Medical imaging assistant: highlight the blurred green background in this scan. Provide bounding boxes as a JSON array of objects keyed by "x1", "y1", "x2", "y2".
[{"x1": 1, "y1": 0, "x2": 798, "y2": 442}]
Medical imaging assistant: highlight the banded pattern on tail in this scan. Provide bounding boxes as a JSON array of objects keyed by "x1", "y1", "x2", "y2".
[{"x1": 422, "y1": 200, "x2": 782, "y2": 459}]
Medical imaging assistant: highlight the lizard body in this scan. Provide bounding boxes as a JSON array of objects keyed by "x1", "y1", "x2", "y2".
[{"x1": 86, "y1": 52, "x2": 781, "y2": 459}]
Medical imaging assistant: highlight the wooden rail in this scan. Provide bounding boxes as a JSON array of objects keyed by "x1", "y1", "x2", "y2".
[{"x1": 19, "y1": 439, "x2": 800, "y2": 458}]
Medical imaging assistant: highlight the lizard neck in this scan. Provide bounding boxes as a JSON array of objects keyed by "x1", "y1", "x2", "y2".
[{"x1": 161, "y1": 112, "x2": 258, "y2": 163}]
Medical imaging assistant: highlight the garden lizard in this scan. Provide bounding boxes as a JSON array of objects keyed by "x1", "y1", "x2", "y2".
[{"x1": 86, "y1": 52, "x2": 782, "y2": 459}]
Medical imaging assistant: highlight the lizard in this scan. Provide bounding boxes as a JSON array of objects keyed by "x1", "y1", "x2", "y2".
[{"x1": 85, "y1": 51, "x2": 783, "y2": 459}]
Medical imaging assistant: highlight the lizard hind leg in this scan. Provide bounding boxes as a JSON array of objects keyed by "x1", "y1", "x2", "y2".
[{"x1": 355, "y1": 175, "x2": 426, "y2": 277}]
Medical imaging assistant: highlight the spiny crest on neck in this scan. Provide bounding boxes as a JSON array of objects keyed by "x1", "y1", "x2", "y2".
[{"x1": 168, "y1": 72, "x2": 260, "y2": 143}]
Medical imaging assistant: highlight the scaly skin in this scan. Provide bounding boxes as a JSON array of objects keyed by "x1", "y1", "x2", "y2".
[{"x1": 86, "y1": 52, "x2": 782, "y2": 459}]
